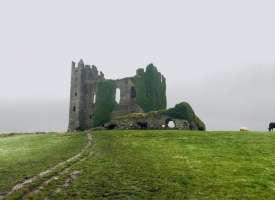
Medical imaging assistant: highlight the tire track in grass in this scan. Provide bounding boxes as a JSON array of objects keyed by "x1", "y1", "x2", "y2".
[
  {"x1": 26, "y1": 150, "x2": 94, "y2": 199},
  {"x1": 1, "y1": 133, "x2": 92, "y2": 200}
]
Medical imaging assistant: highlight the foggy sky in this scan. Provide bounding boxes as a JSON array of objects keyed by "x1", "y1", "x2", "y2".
[{"x1": 0, "y1": 0, "x2": 274, "y2": 132}]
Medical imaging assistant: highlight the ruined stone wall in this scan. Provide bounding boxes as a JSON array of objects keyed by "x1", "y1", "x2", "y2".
[
  {"x1": 105, "y1": 112, "x2": 190, "y2": 130},
  {"x1": 133, "y1": 65, "x2": 167, "y2": 112},
  {"x1": 68, "y1": 60, "x2": 206, "y2": 132},
  {"x1": 68, "y1": 60, "x2": 104, "y2": 131},
  {"x1": 111, "y1": 78, "x2": 143, "y2": 117},
  {"x1": 68, "y1": 60, "x2": 167, "y2": 131},
  {"x1": 92, "y1": 80, "x2": 116, "y2": 127}
]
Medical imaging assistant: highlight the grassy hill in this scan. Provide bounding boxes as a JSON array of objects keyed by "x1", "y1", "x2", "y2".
[
  {"x1": 2, "y1": 130, "x2": 275, "y2": 199},
  {"x1": 0, "y1": 133, "x2": 87, "y2": 195}
]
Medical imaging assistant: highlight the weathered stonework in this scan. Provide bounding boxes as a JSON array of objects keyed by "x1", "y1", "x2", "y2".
[
  {"x1": 111, "y1": 78, "x2": 143, "y2": 117},
  {"x1": 68, "y1": 60, "x2": 166, "y2": 131},
  {"x1": 68, "y1": 59, "x2": 205, "y2": 131},
  {"x1": 68, "y1": 60, "x2": 104, "y2": 131},
  {"x1": 104, "y1": 112, "x2": 190, "y2": 130}
]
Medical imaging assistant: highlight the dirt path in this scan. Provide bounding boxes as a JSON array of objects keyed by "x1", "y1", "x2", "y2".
[{"x1": 1, "y1": 133, "x2": 92, "y2": 200}]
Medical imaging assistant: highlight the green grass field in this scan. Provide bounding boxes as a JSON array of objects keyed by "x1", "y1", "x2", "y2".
[
  {"x1": 0, "y1": 133, "x2": 87, "y2": 194},
  {"x1": 2, "y1": 130, "x2": 275, "y2": 199}
]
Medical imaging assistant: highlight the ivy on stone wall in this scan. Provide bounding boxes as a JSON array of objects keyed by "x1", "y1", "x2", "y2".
[
  {"x1": 163, "y1": 102, "x2": 206, "y2": 131},
  {"x1": 133, "y1": 64, "x2": 167, "y2": 112},
  {"x1": 89, "y1": 65, "x2": 205, "y2": 130},
  {"x1": 194, "y1": 115, "x2": 206, "y2": 131},
  {"x1": 92, "y1": 80, "x2": 115, "y2": 127}
]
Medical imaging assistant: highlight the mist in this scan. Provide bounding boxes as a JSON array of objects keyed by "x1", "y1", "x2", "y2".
[
  {"x1": 0, "y1": 65, "x2": 273, "y2": 132},
  {"x1": 0, "y1": 0, "x2": 274, "y2": 132},
  {"x1": 168, "y1": 65, "x2": 275, "y2": 131},
  {"x1": 0, "y1": 100, "x2": 68, "y2": 133}
]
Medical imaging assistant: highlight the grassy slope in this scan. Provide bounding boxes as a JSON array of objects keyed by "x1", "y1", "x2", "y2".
[
  {"x1": 38, "y1": 130, "x2": 275, "y2": 200},
  {"x1": 0, "y1": 133, "x2": 86, "y2": 193}
]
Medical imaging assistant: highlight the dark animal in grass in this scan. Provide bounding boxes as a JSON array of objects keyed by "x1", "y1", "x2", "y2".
[
  {"x1": 137, "y1": 122, "x2": 148, "y2": 129},
  {"x1": 106, "y1": 123, "x2": 117, "y2": 130},
  {"x1": 269, "y1": 122, "x2": 275, "y2": 132}
]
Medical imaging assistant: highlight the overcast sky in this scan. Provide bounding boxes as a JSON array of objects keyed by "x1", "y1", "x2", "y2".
[{"x1": 0, "y1": 0, "x2": 274, "y2": 132}]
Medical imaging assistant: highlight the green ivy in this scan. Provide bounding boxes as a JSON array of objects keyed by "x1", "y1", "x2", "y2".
[
  {"x1": 194, "y1": 115, "x2": 206, "y2": 131},
  {"x1": 92, "y1": 80, "x2": 115, "y2": 127},
  {"x1": 89, "y1": 65, "x2": 206, "y2": 131},
  {"x1": 163, "y1": 102, "x2": 206, "y2": 131},
  {"x1": 133, "y1": 64, "x2": 167, "y2": 112}
]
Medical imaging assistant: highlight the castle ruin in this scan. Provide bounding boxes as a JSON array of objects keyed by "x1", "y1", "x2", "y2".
[{"x1": 68, "y1": 59, "x2": 205, "y2": 131}]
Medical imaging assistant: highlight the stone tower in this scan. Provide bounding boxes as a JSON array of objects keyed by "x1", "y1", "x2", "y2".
[
  {"x1": 68, "y1": 60, "x2": 104, "y2": 131},
  {"x1": 68, "y1": 60, "x2": 167, "y2": 131}
]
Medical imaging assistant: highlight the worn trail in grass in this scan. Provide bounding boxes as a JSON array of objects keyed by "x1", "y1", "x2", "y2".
[
  {"x1": 3, "y1": 133, "x2": 92, "y2": 200},
  {"x1": 24, "y1": 130, "x2": 275, "y2": 200},
  {"x1": 0, "y1": 133, "x2": 87, "y2": 197},
  {"x1": 0, "y1": 131, "x2": 275, "y2": 199}
]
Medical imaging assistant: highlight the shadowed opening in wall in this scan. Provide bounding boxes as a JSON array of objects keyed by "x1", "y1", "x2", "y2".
[
  {"x1": 131, "y1": 86, "x2": 136, "y2": 98},
  {"x1": 115, "y1": 88, "x2": 121, "y2": 104}
]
